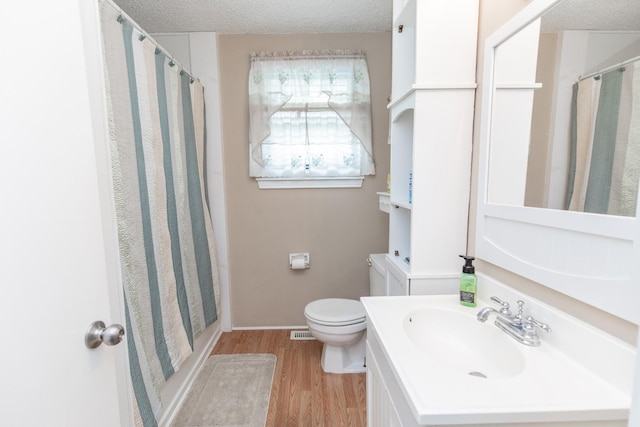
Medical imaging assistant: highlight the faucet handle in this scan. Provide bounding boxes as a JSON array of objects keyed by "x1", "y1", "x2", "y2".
[
  {"x1": 490, "y1": 296, "x2": 512, "y2": 315},
  {"x1": 516, "y1": 300, "x2": 525, "y2": 318},
  {"x1": 526, "y1": 316, "x2": 551, "y2": 333}
]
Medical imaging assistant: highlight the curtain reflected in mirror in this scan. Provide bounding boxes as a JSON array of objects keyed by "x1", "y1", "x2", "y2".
[
  {"x1": 523, "y1": 25, "x2": 640, "y2": 217},
  {"x1": 565, "y1": 60, "x2": 639, "y2": 217}
]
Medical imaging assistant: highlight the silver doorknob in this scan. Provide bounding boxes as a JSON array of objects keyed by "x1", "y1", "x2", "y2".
[{"x1": 85, "y1": 321, "x2": 125, "y2": 349}]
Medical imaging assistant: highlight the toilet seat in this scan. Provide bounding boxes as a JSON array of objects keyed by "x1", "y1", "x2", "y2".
[{"x1": 304, "y1": 298, "x2": 366, "y2": 326}]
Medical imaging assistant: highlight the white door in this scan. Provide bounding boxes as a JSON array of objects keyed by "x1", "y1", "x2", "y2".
[{"x1": 0, "y1": 2, "x2": 132, "y2": 426}]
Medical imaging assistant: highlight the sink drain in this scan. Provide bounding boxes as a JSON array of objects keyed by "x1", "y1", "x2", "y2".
[{"x1": 468, "y1": 371, "x2": 488, "y2": 378}]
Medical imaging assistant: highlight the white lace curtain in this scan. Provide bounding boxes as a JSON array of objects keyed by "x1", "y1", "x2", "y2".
[{"x1": 248, "y1": 50, "x2": 375, "y2": 178}]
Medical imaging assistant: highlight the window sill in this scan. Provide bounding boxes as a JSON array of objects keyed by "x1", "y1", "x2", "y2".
[{"x1": 256, "y1": 177, "x2": 365, "y2": 189}]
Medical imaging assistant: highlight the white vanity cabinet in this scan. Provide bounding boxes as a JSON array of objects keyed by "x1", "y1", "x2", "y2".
[
  {"x1": 386, "y1": 0, "x2": 479, "y2": 294},
  {"x1": 366, "y1": 330, "x2": 420, "y2": 427},
  {"x1": 366, "y1": 341, "x2": 403, "y2": 427}
]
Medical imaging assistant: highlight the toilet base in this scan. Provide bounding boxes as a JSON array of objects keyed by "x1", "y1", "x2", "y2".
[{"x1": 320, "y1": 330, "x2": 367, "y2": 374}]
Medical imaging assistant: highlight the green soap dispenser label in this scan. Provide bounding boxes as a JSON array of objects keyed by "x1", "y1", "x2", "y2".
[{"x1": 460, "y1": 274, "x2": 477, "y2": 307}]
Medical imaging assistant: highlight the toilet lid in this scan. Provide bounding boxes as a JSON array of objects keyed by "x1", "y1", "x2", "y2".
[{"x1": 304, "y1": 298, "x2": 366, "y2": 326}]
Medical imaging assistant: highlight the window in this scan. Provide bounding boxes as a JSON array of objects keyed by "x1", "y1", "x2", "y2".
[{"x1": 248, "y1": 50, "x2": 375, "y2": 187}]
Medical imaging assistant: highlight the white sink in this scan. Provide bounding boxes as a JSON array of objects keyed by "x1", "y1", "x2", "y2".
[
  {"x1": 403, "y1": 307, "x2": 525, "y2": 379},
  {"x1": 361, "y1": 285, "x2": 635, "y2": 425}
]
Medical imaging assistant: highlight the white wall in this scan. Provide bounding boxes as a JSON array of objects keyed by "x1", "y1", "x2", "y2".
[
  {"x1": 152, "y1": 34, "x2": 192, "y2": 73},
  {"x1": 584, "y1": 32, "x2": 640, "y2": 76}
]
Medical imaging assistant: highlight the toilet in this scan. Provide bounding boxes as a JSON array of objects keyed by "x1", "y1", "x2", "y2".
[{"x1": 304, "y1": 253, "x2": 387, "y2": 374}]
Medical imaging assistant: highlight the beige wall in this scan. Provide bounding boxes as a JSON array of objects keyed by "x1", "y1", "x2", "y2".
[
  {"x1": 217, "y1": 33, "x2": 391, "y2": 328},
  {"x1": 471, "y1": 0, "x2": 637, "y2": 344}
]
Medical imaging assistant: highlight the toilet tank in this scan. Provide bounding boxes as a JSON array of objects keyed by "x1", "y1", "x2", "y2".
[{"x1": 368, "y1": 253, "x2": 387, "y2": 296}]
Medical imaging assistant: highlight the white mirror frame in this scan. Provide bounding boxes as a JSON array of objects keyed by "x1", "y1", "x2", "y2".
[{"x1": 476, "y1": 0, "x2": 640, "y2": 325}]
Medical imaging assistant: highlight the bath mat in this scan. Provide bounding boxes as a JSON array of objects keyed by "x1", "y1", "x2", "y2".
[{"x1": 171, "y1": 354, "x2": 276, "y2": 427}]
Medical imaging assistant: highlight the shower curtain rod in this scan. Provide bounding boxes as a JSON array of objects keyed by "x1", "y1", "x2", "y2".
[
  {"x1": 579, "y1": 53, "x2": 640, "y2": 82},
  {"x1": 103, "y1": 0, "x2": 199, "y2": 83}
]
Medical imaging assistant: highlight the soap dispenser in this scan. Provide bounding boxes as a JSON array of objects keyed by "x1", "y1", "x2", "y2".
[{"x1": 459, "y1": 255, "x2": 477, "y2": 307}]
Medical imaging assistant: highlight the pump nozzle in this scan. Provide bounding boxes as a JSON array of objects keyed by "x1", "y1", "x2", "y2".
[{"x1": 459, "y1": 254, "x2": 475, "y2": 274}]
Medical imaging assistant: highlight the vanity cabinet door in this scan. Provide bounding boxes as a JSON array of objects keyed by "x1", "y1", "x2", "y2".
[
  {"x1": 386, "y1": 258, "x2": 410, "y2": 296},
  {"x1": 366, "y1": 342, "x2": 403, "y2": 427}
]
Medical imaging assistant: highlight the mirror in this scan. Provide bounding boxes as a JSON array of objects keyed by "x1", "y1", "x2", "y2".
[
  {"x1": 476, "y1": 0, "x2": 640, "y2": 325},
  {"x1": 489, "y1": 0, "x2": 640, "y2": 217}
]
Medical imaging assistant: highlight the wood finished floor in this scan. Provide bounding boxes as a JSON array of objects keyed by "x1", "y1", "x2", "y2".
[{"x1": 210, "y1": 329, "x2": 367, "y2": 427}]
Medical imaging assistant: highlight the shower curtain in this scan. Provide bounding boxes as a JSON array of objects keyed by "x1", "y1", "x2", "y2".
[
  {"x1": 99, "y1": 1, "x2": 220, "y2": 426},
  {"x1": 566, "y1": 58, "x2": 640, "y2": 216}
]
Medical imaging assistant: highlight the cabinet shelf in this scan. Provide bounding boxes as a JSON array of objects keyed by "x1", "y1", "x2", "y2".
[
  {"x1": 390, "y1": 201, "x2": 411, "y2": 210},
  {"x1": 389, "y1": 105, "x2": 413, "y2": 210},
  {"x1": 389, "y1": 85, "x2": 478, "y2": 118},
  {"x1": 388, "y1": 88, "x2": 415, "y2": 116}
]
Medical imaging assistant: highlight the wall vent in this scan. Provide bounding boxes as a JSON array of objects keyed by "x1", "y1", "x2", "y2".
[{"x1": 290, "y1": 330, "x2": 315, "y2": 340}]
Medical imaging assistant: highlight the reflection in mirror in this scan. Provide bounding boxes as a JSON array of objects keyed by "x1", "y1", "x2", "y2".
[
  {"x1": 477, "y1": 0, "x2": 640, "y2": 325},
  {"x1": 491, "y1": 0, "x2": 640, "y2": 217}
]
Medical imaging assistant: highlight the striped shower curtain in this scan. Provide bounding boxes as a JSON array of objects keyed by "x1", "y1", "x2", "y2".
[
  {"x1": 566, "y1": 59, "x2": 640, "y2": 217},
  {"x1": 99, "y1": 1, "x2": 220, "y2": 426}
]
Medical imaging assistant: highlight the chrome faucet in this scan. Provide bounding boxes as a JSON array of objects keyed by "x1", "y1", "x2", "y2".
[{"x1": 477, "y1": 296, "x2": 551, "y2": 346}]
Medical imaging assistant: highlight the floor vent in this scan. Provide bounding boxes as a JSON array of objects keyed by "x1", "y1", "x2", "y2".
[{"x1": 290, "y1": 330, "x2": 316, "y2": 340}]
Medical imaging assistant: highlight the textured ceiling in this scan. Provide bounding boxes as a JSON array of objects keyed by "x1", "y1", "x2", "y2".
[
  {"x1": 111, "y1": 0, "x2": 393, "y2": 34},
  {"x1": 542, "y1": 0, "x2": 640, "y2": 32},
  {"x1": 110, "y1": 0, "x2": 639, "y2": 35}
]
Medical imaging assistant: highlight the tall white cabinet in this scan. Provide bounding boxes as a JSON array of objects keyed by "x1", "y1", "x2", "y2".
[{"x1": 385, "y1": 0, "x2": 479, "y2": 296}]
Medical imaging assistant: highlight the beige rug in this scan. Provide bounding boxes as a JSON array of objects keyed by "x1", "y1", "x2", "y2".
[{"x1": 171, "y1": 354, "x2": 276, "y2": 427}]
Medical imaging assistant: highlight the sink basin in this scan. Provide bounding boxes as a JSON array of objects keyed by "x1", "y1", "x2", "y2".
[{"x1": 404, "y1": 307, "x2": 525, "y2": 379}]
